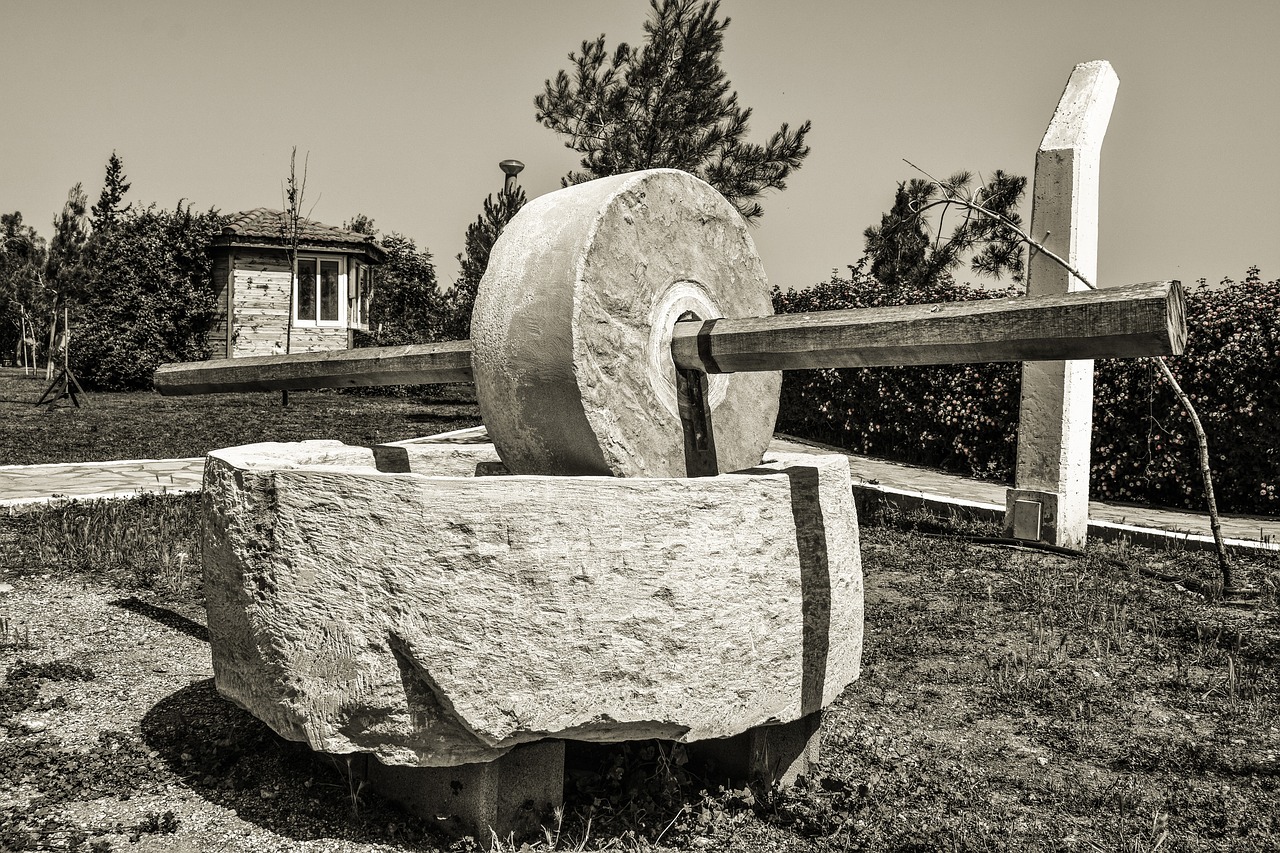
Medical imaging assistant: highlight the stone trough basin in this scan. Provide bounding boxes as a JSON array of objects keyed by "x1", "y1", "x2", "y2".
[{"x1": 202, "y1": 436, "x2": 864, "y2": 769}]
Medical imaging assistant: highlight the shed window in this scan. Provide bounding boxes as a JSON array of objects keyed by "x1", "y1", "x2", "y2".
[
  {"x1": 293, "y1": 256, "x2": 345, "y2": 327},
  {"x1": 349, "y1": 261, "x2": 372, "y2": 329}
]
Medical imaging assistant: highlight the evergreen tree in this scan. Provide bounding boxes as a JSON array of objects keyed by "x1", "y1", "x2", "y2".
[
  {"x1": 374, "y1": 232, "x2": 442, "y2": 344},
  {"x1": 863, "y1": 171, "x2": 1027, "y2": 292},
  {"x1": 90, "y1": 151, "x2": 132, "y2": 230},
  {"x1": 344, "y1": 213, "x2": 376, "y2": 236},
  {"x1": 440, "y1": 184, "x2": 526, "y2": 341},
  {"x1": 46, "y1": 183, "x2": 90, "y2": 302},
  {"x1": 343, "y1": 214, "x2": 443, "y2": 347},
  {"x1": 535, "y1": 0, "x2": 810, "y2": 221}
]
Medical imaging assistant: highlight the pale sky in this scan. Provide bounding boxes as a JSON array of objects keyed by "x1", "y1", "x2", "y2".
[{"x1": 4, "y1": 0, "x2": 1277, "y2": 293}]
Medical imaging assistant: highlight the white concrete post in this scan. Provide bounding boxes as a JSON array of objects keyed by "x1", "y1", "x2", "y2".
[{"x1": 1005, "y1": 61, "x2": 1119, "y2": 550}]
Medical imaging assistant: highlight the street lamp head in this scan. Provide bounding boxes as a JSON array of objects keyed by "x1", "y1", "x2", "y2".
[{"x1": 499, "y1": 159, "x2": 525, "y2": 177}]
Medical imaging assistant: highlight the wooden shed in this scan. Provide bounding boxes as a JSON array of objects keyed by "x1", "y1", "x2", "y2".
[{"x1": 208, "y1": 209, "x2": 386, "y2": 358}]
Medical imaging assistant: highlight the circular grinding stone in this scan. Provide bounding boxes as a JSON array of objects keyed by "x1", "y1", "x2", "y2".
[{"x1": 471, "y1": 169, "x2": 782, "y2": 478}]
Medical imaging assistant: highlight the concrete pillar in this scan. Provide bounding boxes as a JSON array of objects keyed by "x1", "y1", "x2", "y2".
[
  {"x1": 354, "y1": 740, "x2": 565, "y2": 846},
  {"x1": 1006, "y1": 61, "x2": 1119, "y2": 550},
  {"x1": 687, "y1": 712, "x2": 822, "y2": 788}
]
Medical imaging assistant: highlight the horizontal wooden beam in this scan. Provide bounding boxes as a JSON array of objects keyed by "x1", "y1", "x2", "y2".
[
  {"x1": 153, "y1": 340, "x2": 474, "y2": 396},
  {"x1": 153, "y1": 280, "x2": 1185, "y2": 395},
  {"x1": 670, "y1": 280, "x2": 1186, "y2": 374}
]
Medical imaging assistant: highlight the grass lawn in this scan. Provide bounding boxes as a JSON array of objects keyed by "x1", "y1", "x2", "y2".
[
  {"x1": 1, "y1": 492, "x2": 1278, "y2": 852},
  {"x1": 2, "y1": 377, "x2": 1279, "y2": 850},
  {"x1": 0, "y1": 371, "x2": 481, "y2": 465}
]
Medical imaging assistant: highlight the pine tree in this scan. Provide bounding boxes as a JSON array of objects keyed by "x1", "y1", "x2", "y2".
[
  {"x1": 344, "y1": 214, "x2": 444, "y2": 347},
  {"x1": 441, "y1": 184, "x2": 526, "y2": 341},
  {"x1": 535, "y1": 0, "x2": 810, "y2": 221},
  {"x1": 90, "y1": 151, "x2": 132, "y2": 231},
  {"x1": 47, "y1": 183, "x2": 90, "y2": 301},
  {"x1": 863, "y1": 171, "x2": 1027, "y2": 292}
]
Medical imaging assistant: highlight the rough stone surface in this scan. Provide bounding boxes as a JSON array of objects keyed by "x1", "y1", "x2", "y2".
[
  {"x1": 203, "y1": 440, "x2": 862, "y2": 767},
  {"x1": 470, "y1": 169, "x2": 781, "y2": 478}
]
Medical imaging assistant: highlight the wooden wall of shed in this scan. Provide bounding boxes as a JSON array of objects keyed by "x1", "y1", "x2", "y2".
[
  {"x1": 230, "y1": 249, "x2": 291, "y2": 358},
  {"x1": 226, "y1": 248, "x2": 353, "y2": 357},
  {"x1": 209, "y1": 253, "x2": 232, "y2": 358},
  {"x1": 289, "y1": 327, "x2": 353, "y2": 353}
]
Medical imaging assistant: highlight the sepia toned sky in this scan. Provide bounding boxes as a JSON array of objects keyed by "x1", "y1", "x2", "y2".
[{"x1": 3, "y1": 0, "x2": 1277, "y2": 293}]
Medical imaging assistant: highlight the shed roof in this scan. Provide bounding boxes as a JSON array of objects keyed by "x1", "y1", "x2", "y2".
[{"x1": 213, "y1": 208, "x2": 386, "y2": 262}]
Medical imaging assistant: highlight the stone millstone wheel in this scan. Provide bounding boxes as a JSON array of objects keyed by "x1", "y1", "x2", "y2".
[{"x1": 471, "y1": 169, "x2": 782, "y2": 477}]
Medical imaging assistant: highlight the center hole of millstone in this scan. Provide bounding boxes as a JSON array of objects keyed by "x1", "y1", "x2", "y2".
[{"x1": 646, "y1": 280, "x2": 730, "y2": 420}]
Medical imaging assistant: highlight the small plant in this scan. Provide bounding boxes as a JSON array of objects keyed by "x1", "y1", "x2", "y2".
[
  {"x1": 0, "y1": 615, "x2": 32, "y2": 649},
  {"x1": 322, "y1": 755, "x2": 368, "y2": 819},
  {"x1": 134, "y1": 809, "x2": 180, "y2": 835}
]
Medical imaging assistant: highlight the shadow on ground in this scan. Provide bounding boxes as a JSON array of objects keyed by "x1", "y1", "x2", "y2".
[
  {"x1": 403, "y1": 411, "x2": 480, "y2": 425},
  {"x1": 111, "y1": 597, "x2": 209, "y2": 643},
  {"x1": 140, "y1": 680, "x2": 448, "y2": 850},
  {"x1": 138, "y1": 680, "x2": 757, "y2": 850}
]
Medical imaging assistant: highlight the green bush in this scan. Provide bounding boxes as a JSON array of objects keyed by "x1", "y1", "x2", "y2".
[
  {"x1": 70, "y1": 204, "x2": 227, "y2": 390},
  {"x1": 774, "y1": 264, "x2": 1280, "y2": 515},
  {"x1": 1092, "y1": 268, "x2": 1280, "y2": 513}
]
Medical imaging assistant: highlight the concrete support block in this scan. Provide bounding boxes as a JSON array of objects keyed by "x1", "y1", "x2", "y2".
[
  {"x1": 1009, "y1": 61, "x2": 1118, "y2": 551},
  {"x1": 688, "y1": 712, "x2": 822, "y2": 788},
  {"x1": 355, "y1": 739, "x2": 565, "y2": 845},
  {"x1": 371, "y1": 441, "x2": 501, "y2": 475}
]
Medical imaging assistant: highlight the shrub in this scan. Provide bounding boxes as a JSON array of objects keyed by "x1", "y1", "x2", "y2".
[
  {"x1": 1092, "y1": 268, "x2": 1280, "y2": 513},
  {"x1": 774, "y1": 264, "x2": 1280, "y2": 515},
  {"x1": 70, "y1": 204, "x2": 227, "y2": 390}
]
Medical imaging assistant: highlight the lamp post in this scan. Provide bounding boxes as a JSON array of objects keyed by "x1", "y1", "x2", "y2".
[{"x1": 499, "y1": 159, "x2": 524, "y2": 194}]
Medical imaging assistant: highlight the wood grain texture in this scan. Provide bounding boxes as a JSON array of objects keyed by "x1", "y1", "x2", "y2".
[
  {"x1": 157, "y1": 281, "x2": 1183, "y2": 393},
  {"x1": 154, "y1": 339, "x2": 474, "y2": 395},
  {"x1": 670, "y1": 280, "x2": 1185, "y2": 374}
]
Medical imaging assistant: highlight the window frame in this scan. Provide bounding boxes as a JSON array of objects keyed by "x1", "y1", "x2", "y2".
[
  {"x1": 292, "y1": 254, "x2": 347, "y2": 328},
  {"x1": 349, "y1": 259, "x2": 372, "y2": 331}
]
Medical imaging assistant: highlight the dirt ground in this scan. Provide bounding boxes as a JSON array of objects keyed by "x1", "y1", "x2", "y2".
[{"x1": 2, "y1": 518, "x2": 1279, "y2": 852}]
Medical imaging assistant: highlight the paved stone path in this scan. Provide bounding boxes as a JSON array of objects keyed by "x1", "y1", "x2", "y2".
[
  {"x1": 3, "y1": 431, "x2": 1276, "y2": 553},
  {"x1": 0, "y1": 458, "x2": 204, "y2": 509},
  {"x1": 773, "y1": 436, "x2": 1279, "y2": 553}
]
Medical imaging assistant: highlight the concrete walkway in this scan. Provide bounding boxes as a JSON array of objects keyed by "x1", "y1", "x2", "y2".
[
  {"x1": 0, "y1": 458, "x2": 204, "y2": 509},
  {"x1": 773, "y1": 436, "x2": 1279, "y2": 553},
  {"x1": 2, "y1": 431, "x2": 1276, "y2": 553}
]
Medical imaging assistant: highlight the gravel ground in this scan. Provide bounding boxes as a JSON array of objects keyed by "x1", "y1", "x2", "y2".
[{"x1": 0, "y1": 575, "x2": 448, "y2": 853}]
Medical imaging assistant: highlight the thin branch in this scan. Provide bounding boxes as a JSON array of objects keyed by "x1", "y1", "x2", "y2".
[
  {"x1": 912, "y1": 197, "x2": 1093, "y2": 291},
  {"x1": 1150, "y1": 357, "x2": 1234, "y2": 587}
]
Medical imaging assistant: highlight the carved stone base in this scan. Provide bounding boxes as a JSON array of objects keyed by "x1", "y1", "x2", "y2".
[{"x1": 203, "y1": 440, "x2": 862, "y2": 766}]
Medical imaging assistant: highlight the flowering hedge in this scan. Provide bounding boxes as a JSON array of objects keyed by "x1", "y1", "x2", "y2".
[{"x1": 773, "y1": 265, "x2": 1279, "y2": 515}]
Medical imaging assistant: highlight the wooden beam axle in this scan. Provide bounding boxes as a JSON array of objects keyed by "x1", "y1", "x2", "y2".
[
  {"x1": 670, "y1": 280, "x2": 1185, "y2": 373},
  {"x1": 153, "y1": 280, "x2": 1185, "y2": 396},
  {"x1": 153, "y1": 340, "x2": 473, "y2": 396}
]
